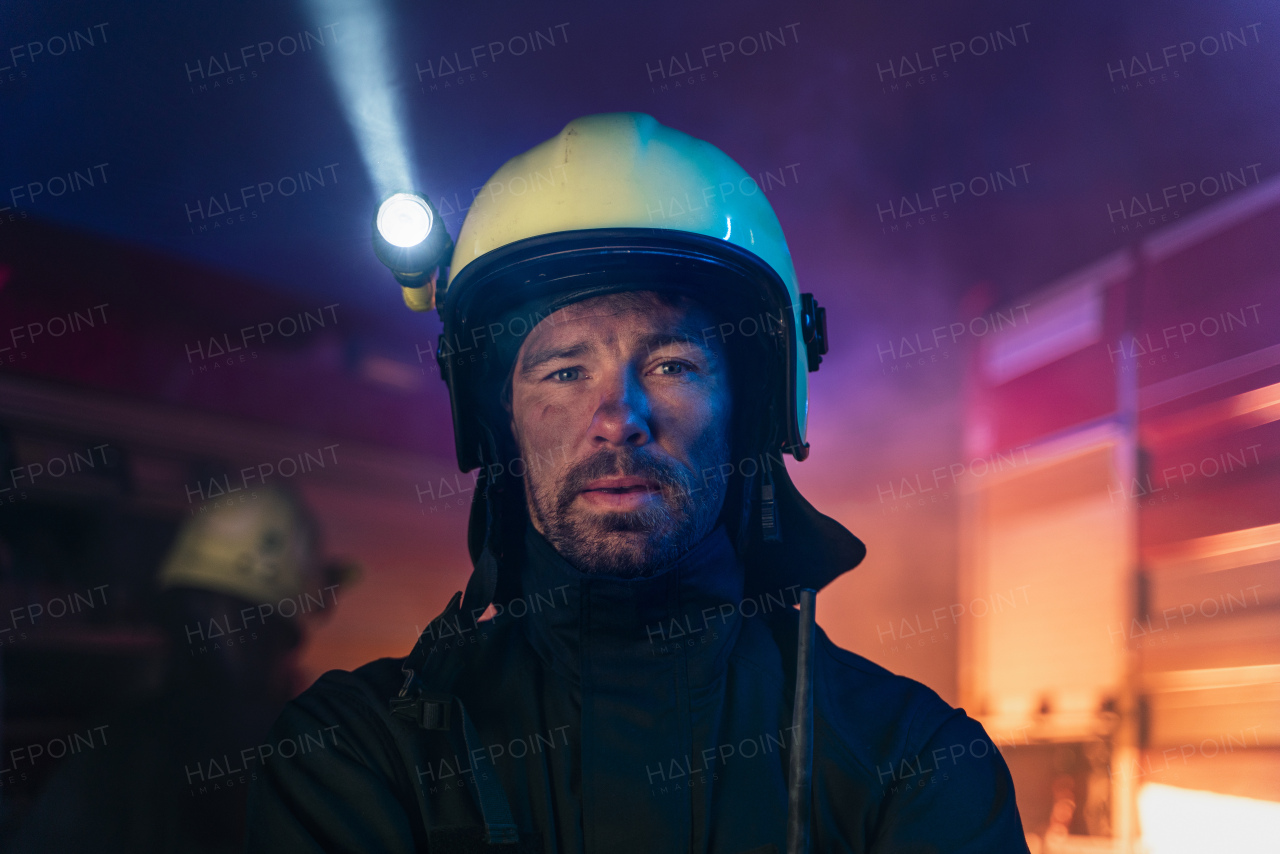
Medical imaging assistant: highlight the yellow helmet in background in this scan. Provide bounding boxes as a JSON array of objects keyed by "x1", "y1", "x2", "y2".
[
  {"x1": 433, "y1": 112, "x2": 829, "y2": 473},
  {"x1": 158, "y1": 488, "x2": 321, "y2": 606}
]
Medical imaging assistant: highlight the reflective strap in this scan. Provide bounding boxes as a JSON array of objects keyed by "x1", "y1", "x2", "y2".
[
  {"x1": 389, "y1": 689, "x2": 520, "y2": 845},
  {"x1": 391, "y1": 584, "x2": 520, "y2": 846},
  {"x1": 786, "y1": 589, "x2": 816, "y2": 854},
  {"x1": 455, "y1": 696, "x2": 520, "y2": 845}
]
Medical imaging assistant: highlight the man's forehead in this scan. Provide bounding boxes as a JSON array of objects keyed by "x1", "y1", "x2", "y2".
[{"x1": 522, "y1": 291, "x2": 712, "y2": 349}]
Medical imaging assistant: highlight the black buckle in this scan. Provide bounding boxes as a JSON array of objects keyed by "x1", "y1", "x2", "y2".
[
  {"x1": 390, "y1": 691, "x2": 453, "y2": 731},
  {"x1": 800, "y1": 293, "x2": 828, "y2": 372}
]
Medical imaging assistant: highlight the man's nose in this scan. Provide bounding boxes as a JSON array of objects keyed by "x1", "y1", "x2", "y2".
[{"x1": 590, "y1": 368, "x2": 651, "y2": 447}]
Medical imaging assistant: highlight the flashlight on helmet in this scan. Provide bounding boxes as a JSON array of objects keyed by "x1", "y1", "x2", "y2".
[{"x1": 372, "y1": 192, "x2": 454, "y2": 312}]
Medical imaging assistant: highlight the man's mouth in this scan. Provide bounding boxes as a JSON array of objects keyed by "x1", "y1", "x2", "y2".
[
  {"x1": 580, "y1": 477, "x2": 660, "y2": 495},
  {"x1": 577, "y1": 477, "x2": 662, "y2": 508}
]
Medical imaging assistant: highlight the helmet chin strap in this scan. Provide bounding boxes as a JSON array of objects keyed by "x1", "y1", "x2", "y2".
[
  {"x1": 726, "y1": 409, "x2": 784, "y2": 557},
  {"x1": 761, "y1": 464, "x2": 781, "y2": 544},
  {"x1": 753, "y1": 401, "x2": 784, "y2": 544}
]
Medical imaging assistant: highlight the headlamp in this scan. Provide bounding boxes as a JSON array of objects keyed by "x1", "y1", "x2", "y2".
[
  {"x1": 372, "y1": 191, "x2": 454, "y2": 312},
  {"x1": 378, "y1": 193, "x2": 432, "y2": 247}
]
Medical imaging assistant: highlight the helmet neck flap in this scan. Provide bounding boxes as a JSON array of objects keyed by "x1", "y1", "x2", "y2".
[{"x1": 442, "y1": 230, "x2": 864, "y2": 617}]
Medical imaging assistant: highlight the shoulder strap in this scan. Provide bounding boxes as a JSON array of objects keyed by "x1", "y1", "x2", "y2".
[
  {"x1": 388, "y1": 592, "x2": 520, "y2": 846},
  {"x1": 761, "y1": 591, "x2": 818, "y2": 854}
]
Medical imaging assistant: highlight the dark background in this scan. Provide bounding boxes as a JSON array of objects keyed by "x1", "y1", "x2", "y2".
[{"x1": 1, "y1": 0, "x2": 1278, "y2": 847}]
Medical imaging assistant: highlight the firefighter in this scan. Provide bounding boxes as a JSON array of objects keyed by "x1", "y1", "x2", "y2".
[
  {"x1": 246, "y1": 113, "x2": 1030, "y2": 852},
  {"x1": 8, "y1": 487, "x2": 342, "y2": 854}
]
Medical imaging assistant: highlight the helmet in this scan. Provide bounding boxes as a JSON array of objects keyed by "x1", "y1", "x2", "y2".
[
  {"x1": 158, "y1": 487, "x2": 322, "y2": 605},
  {"x1": 427, "y1": 113, "x2": 862, "y2": 604},
  {"x1": 436, "y1": 112, "x2": 829, "y2": 472}
]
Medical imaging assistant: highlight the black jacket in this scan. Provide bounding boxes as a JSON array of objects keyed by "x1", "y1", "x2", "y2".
[
  {"x1": 7, "y1": 682, "x2": 280, "y2": 854},
  {"x1": 246, "y1": 523, "x2": 1029, "y2": 853}
]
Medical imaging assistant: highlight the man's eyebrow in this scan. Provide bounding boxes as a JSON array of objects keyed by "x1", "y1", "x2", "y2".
[
  {"x1": 637, "y1": 332, "x2": 718, "y2": 362},
  {"x1": 519, "y1": 342, "x2": 591, "y2": 377}
]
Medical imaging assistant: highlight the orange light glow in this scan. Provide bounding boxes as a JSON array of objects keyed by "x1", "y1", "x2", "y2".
[{"x1": 1138, "y1": 783, "x2": 1280, "y2": 853}]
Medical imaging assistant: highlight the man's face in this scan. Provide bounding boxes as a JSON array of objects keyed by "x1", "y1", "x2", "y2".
[{"x1": 509, "y1": 291, "x2": 732, "y2": 578}]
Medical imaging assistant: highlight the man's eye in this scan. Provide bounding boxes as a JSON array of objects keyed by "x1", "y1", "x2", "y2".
[
  {"x1": 550, "y1": 367, "x2": 581, "y2": 382},
  {"x1": 655, "y1": 361, "x2": 687, "y2": 375}
]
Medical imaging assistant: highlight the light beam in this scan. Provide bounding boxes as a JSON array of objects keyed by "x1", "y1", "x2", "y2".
[{"x1": 304, "y1": 0, "x2": 416, "y2": 199}]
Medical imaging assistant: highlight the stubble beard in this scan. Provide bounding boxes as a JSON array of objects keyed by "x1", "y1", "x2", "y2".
[{"x1": 522, "y1": 428, "x2": 730, "y2": 579}]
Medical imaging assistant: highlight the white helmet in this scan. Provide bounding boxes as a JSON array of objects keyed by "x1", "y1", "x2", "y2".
[{"x1": 431, "y1": 112, "x2": 829, "y2": 472}]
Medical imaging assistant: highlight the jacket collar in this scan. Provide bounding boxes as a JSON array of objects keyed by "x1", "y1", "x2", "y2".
[{"x1": 515, "y1": 522, "x2": 749, "y2": 687}]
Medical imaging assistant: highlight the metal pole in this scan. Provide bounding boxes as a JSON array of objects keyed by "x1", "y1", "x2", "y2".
[{"x1": 786, "y1": 588, "x2": 817, "y2": 854}]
